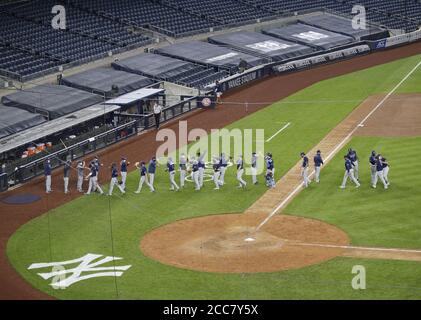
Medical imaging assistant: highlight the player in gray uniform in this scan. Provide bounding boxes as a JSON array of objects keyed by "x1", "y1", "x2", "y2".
[
  {"x1": 372, "y1": 154, "x2": 388, "y2": 189},
  {"x1": 300, "y1": 152, "x2": 310, "y2": 188},
  {"x1": 76, "y1": 160, "x2": 85, "y2": 192},
  {"x1": 134, "y1": 161, "x2": 151, "y2": 193},
  {"x1": 236, "y1": 155, "x2": 247, "y2": 188},
  {"x1": 108, "y1": 163, "x2": 125, "y2": 196},
  {"x1": 166, "y1": 157, "x2": 179, "y2": 191},
  {"x1": 218, "y1": 153, "x2": 228, "y2": 186},
  {"x1": 369, "y1": 151, "x2": 377, "y2": 185},
  {"x1": 313, "y1": 150, "x2": 324, "y2": 183},
  {"x1": 63, "y1": 159, "x2": 71, "y2": 194},
  {"x1": 340, "y1": 155, "x2": 360, "y2": 189},
  {"x1": 251, "y1": 152, "x2": 258, "y2": 185},
  {"x1": 212, "y1": 156, "x2": 221, "y2": 190},
  {"x1": 179, "y1": 153, "x2": 187, "y2": 188},
  {"x1": 197, "y1": 150, "x2": 207, "y2": 188},
  {"x1": 347, "y1": 148, "x2": 359, "y2": 181},
  {"x1": 190, "y1": 157, "x2": 200, "y2": 191},
  {"x1": 381, "y1": 155, "x2": 390, "y2": 186}
]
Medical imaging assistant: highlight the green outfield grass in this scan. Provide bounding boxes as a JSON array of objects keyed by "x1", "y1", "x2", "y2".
[{"x1": 7, "y1": 54, "x2": 421, "y2": 299}]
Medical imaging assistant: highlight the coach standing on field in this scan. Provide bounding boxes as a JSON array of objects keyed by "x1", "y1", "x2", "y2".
[
  {"x1": 44, "y1": 159, "x2": 52, "y2": 193},
  {"x1": 153, "y1": 101, "x2": 162, "y2": 129}
]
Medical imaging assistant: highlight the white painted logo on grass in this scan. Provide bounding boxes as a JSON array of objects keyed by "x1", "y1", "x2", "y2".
[{"x1": 28, "y1": 253, "x2": 131, "y2": 289}]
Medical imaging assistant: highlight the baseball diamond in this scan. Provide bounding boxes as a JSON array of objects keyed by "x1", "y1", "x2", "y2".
[{"x1": 0, "y1": 0, "x2": 421, "y2": 305}]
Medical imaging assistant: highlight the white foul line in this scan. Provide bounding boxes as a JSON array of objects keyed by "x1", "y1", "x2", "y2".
[
  {"x1": 266, "y1": 122, "x2": 291, "y2": 142},
  {"x1": 255, "y1": 60, "x2": 421, "y2": 232},
  {"x1": 288, "y1": 242, "x2": 421, "y2": 254}
]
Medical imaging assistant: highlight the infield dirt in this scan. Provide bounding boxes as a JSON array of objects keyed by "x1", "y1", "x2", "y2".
[{"x1": 2, "y1": 42, "x2": 421, "y2": 298}]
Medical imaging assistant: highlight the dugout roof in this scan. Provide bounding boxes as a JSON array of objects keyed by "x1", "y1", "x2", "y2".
[
  {"x1": 61, "y1": 67, "x2": 155, "y2": 98},
  {"x1": 0, "y1": 103, "x2": 46, "y2": 140},
  {"x1": 208, "y1": 31, "x2": 315, "y2": 61},
  {"x1": 262, "y1": 23, "x2": 355, "y2": 50},
  {"x1": 1, "y1": 84, "x2": 103, "y2": 120},
  {"x1": 299, "y1": 13, "x2": 389, "y2": 41},
  {"x1": 155, "y1": 40, "x2": 267, "y2": 70}
]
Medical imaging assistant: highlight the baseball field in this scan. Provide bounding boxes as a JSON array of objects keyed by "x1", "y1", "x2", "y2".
[{"x1": 5, "y1": 53, "x2": 421, "y2": 299}]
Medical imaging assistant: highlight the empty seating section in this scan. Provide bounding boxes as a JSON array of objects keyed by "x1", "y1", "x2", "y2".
[
  {"x1": 163, "y1": 0, "x2": 275, "y2": 25},
  {"x1": 0, "y1": 0, "x2": 418, "y2": 82},
  {"x1": 1, "y1": 0, "x2": 151, "y2": 48},
  {"x1": 72, "y1": 0, "x2": 217, "y2": 37},
  {"x1": 0, "y1": 45, "x2": 60, "y2": 78}
]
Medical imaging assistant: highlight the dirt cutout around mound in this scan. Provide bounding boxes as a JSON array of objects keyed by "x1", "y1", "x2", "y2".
[
  {"x1": 3, "y1": 42, "x2": 421, "y2": 298},
  {"x1": 140, "y1": 93, "x2": 421, "y2": 273}
]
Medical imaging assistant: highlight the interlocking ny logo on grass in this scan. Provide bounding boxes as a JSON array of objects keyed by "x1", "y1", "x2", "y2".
[{"x1": 28, "y1": 253, "x2": 131, "y2": 289}]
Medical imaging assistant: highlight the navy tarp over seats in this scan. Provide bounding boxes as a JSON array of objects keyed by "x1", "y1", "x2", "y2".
[
  {"x1": 0, "y1": 103, "x2": 46, "y2": 139},
  {"x1": 112, "y1": 53, "x2": 194, "y2": 78},
  {"x1": 262, "y1": 23, "x2": 355, "y2": 50},
  {"x1": 208, "y1": 31, "x2": 315, "y2": 61},
  {"x1": 1, "y1": 85, "x2": 103, "y2": 120},
  {"x1": 155, "y1": 40, "x2": 266, "y2": 70},
  {"x1": 299, "y1": 13, "x2": 389, "y2": 41},
  {"x1": 61, "y1": 67, "x2": 155, "y2": 97}
]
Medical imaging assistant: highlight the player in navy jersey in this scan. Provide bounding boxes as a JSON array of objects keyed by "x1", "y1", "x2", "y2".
[
  {"x1": 347, "y1": 148, "x2": 359, "y2": 181},
  {"x1": 197, "y1": 150, "x2": 207, "y2": 188},
  {"x1": 179, "y1": 153, "x2": 187, "y2": 188},
  {"x1": 236, "y1": 155, "x2": 247, "y2": 188},
  {"x1": 44, "y1": 159, "x2": 52, "y2": 193},
  {"x1": 372, "y1": 154, "x2": 388, "y2": 189},
  {"x1": 381, "y1": 155, "x2": 390, "y2": 186},
  {"x1": 251, "y1": 152, "x2": 258, "y2": 185},
  {"x1": 313, "y1": 150, "x2": 324, "y2": 183},
  {"x1": 369, "y1": 150, "x2": 377, "y2": 185},
  {"x1": 190, "y1": 157, "x2": 200, "y2": 191},
  {"x1": 340, "y1": 155, "x2": 360, "y2": 189},
  {"x1": 120, "y1": 157, "x2": 129, "y2": 191},
  {"x1": 148, "y1": 157, "x2": 157, "y2": 192},
  {"x1": 134, "y1": 161, "x2": 152, "y2": 193},
  {"x1": 218, "y1": 153, "x2": 228, "y2": 186},
  {"x1": 166, "y1": 157, "x2": 179, "y2": 191},
  {"x1": 300, "y1": 152, "x2": 310, "y2": 187},
  {"x1": 108, "y1": 163, "x2": 125, "y2": 196},
  {"x1": 212, "y1": 156, "x2": 221, "y2": 190},
  {"x1": 85, "y1": 161, "x2": 104, "y2": 195}
]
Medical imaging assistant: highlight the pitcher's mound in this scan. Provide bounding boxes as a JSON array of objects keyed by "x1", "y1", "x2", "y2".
[{"x1": 140, "y1": 214, "x2": 349, "y2": 273}]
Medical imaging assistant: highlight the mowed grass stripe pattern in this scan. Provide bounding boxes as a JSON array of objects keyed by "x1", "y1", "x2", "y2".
[{"x1": 6, "y1": 54, "x2": 421, "y2": 299}]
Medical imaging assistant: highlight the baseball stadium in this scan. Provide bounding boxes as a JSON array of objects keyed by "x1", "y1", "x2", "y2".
[{"x1": 0, "y1": 0, "x2": 421, "y2": 303}]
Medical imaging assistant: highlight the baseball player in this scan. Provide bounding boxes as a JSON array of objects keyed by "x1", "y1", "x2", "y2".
[
  {"x1": 63, "y1": 159, "x2": 71, "y2": 194},
  {"x1": 92, "y1": 156, "x2": 103, "y2": 193},
  {"x1": 108, "y1": 163, "x2": 125, "y2": 196},
  {"x1": 120, "y1": 157, "x2": 129, "y2": 190},
  {"x1": 251, "y1": 152, "x2": 258, "y2": 185},
  {"x1": 85, "y1": 161, "x2": 104, "y2": 195},
  {"x1": 369, "y1": 150, "x2": 377, "y2": 185},
  {"x1": 166, "y1": 157, "x2": 180, "y2": 191},
  {"x1": 381, "y1": 155, "x2": 390, "y2": 186},
  {"x1": 134, "y1": 161, "x2": 152, "y2": 193},
  {"x1": 191, "y1": 158, "x2": 200, "y2": 191},
  {"x1": 313, "y1": 150, "x2": 324, "y2": 183},
  {"x1": 76, "y1": 160, "x2": 85, "y2": 192},
  {"x1": 265, "y1": 153, "x2": 274, "y2": 174},
  {"x1": 236, "y1": 155, "x2": 247, "y2": 188},
  {"x1": 218, "y1": 153, "x2": 228, "y2": 186},
  {"x1": 148, "y1": 157, "x2": 157, "y2": 192},
  {"x1": 197, "y1": 150, "x2": 207, "y2": 188},
  {"x1": 179, "y1": 153, "x2": 187, "y2": 188},
  {"x1": 347, "y1": 148, "x2": 359, "y2": 181},
  {"x1": 214, "y1": 80, "x2": 222, "y2": 104},
  {"x1": 212, "y1": 156, "x2": 221, "y2": 190},
  {"x1": 372, "y1": 154, "x2": 388, "y2": 189},
  {"x1": 300, "y1": 152, "x2": 310, "y2": 188},
  {"x1": 340, "y1": 155, "x2": 360, "y2": 189},
  {"x1": 44, "y1": 159, "x2": 52, "y2": 193}
]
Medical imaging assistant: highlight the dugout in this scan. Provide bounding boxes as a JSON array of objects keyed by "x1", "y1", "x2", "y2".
[
  {"x1": 155, "y1": 40, "x2": 267, "y2": 72},
  {"x1": 0, "y1": 103, "x2": 46, "y2": 140},
  {"x1": 61, "y1": 67, "x2": 155, "y2": 98},
  {"x1": 1, "y1": 84, "x2": 103, "y2": 120}
]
